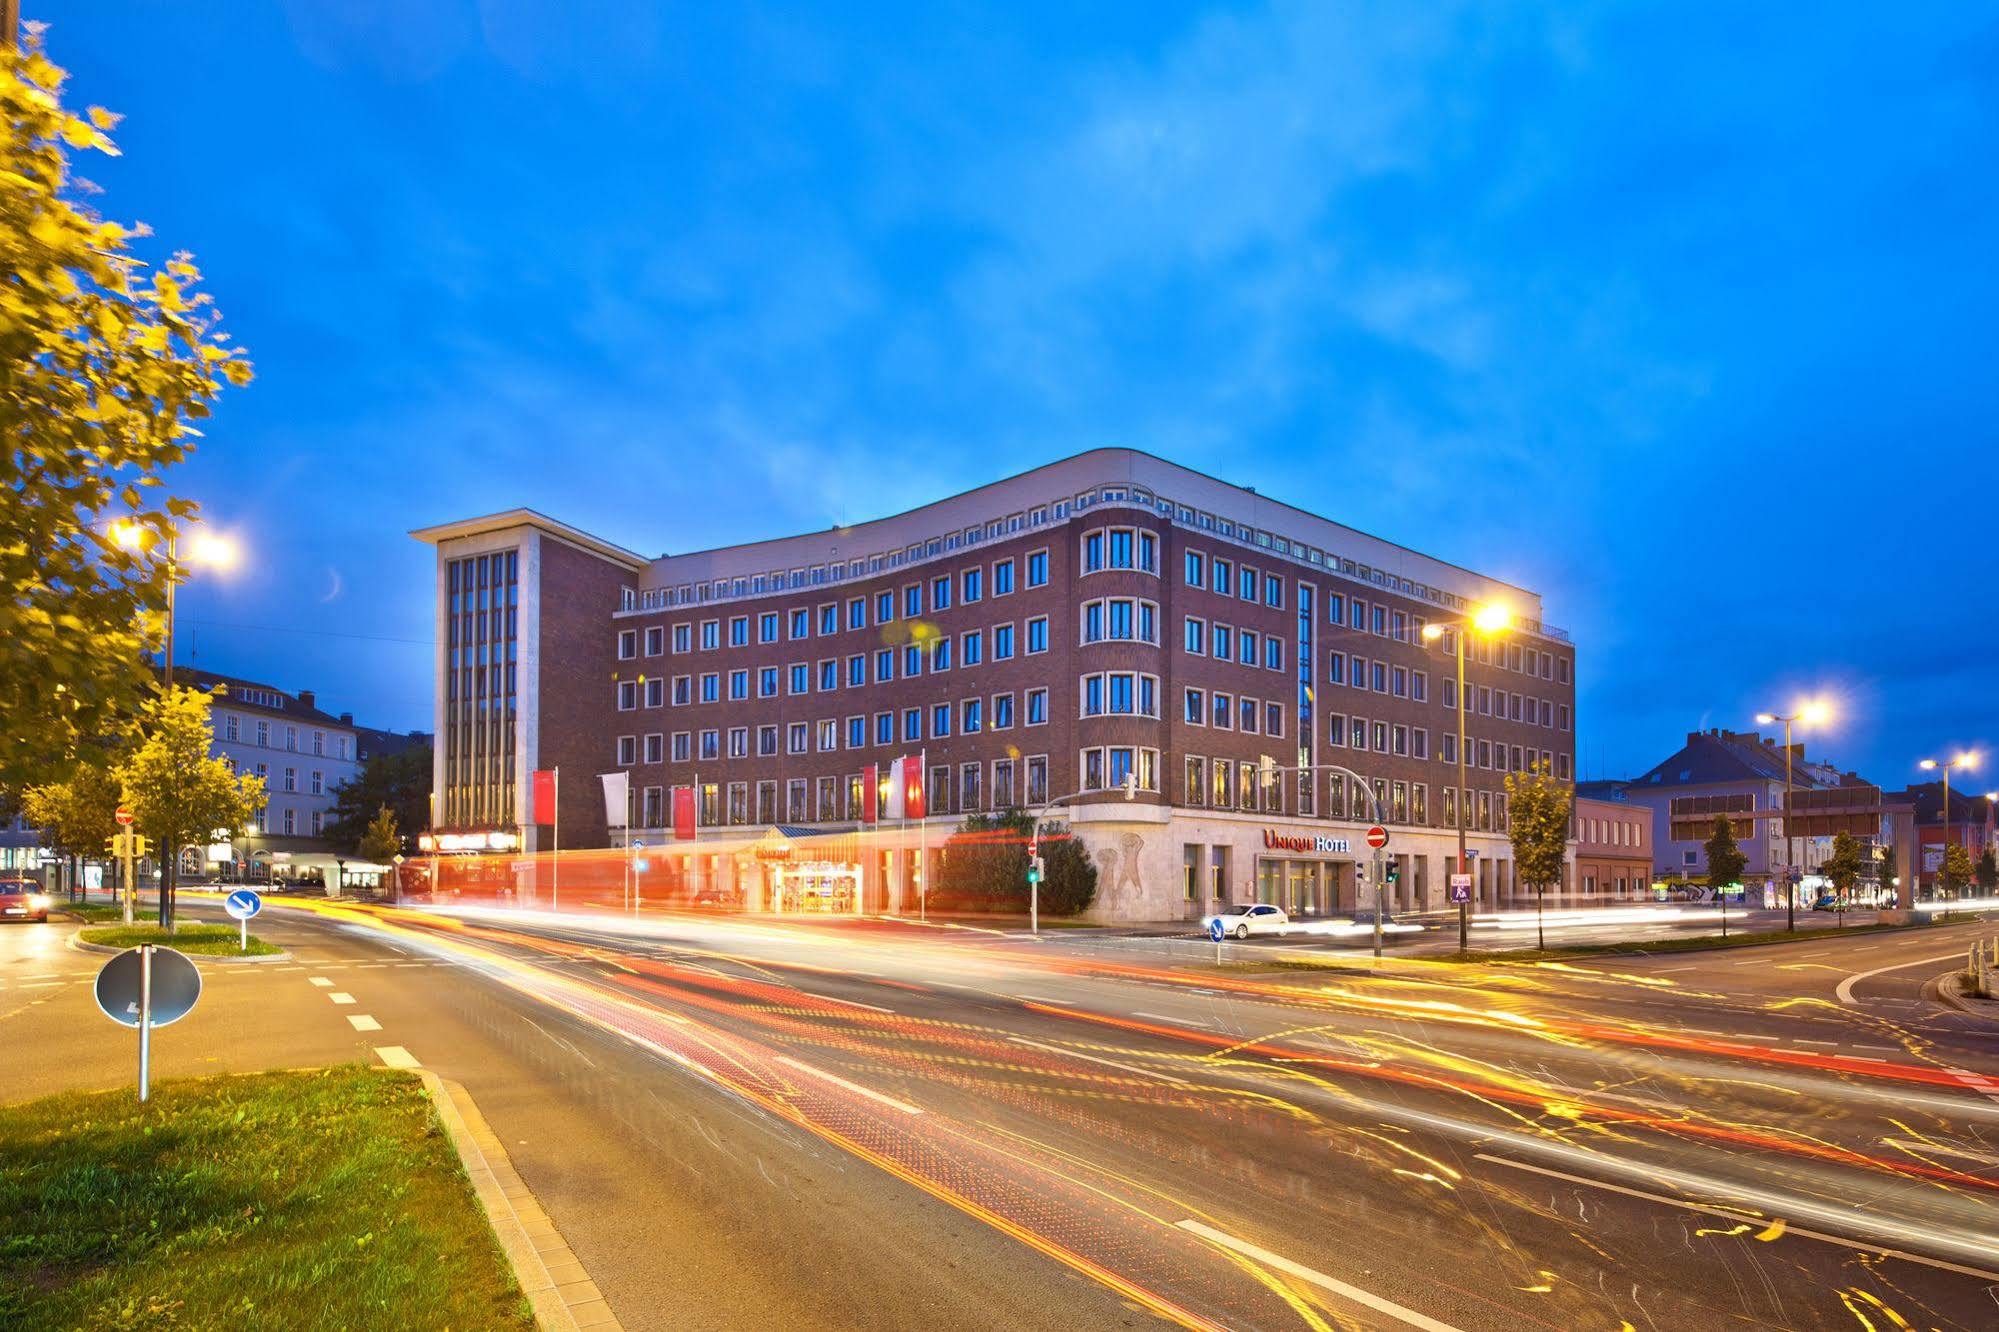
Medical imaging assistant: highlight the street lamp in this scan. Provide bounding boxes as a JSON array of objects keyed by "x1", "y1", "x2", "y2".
[
  {"x1": 1755, "y1": 700, "x2": 1832, "y2": 930},
  {"x1": 108, "y1": 519, "x2": 243, "y2": 689},
  {"x1": 1423, "y1": 604, "x2": 1511, "y2": 955},
  {"x1": 1918, "y1": 753, "x2": 1978, "y2": 902},
  {"x1": 108, "y1": 518, "x2": 244, "y2": 928}
]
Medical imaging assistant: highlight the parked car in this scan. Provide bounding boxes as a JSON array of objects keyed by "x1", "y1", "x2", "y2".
[
  {"x1": 0, "y1": 879, "x2": 53, "y2": 923},
  {"x1": 1202, "y1": 903, "x2": 1290, "y2": 939}
]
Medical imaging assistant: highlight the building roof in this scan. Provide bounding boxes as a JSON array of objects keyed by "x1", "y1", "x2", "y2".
[
  {"x1": 356, "y1": 727, "x2": 432, "y2": 761},
  {"x1": 177, "y1": 667, "x2": 354, "y2": 729},
  {"x1": 1574, "y1": 779, "x2": 1635, "y2": 802},
  {"x1": 1629, "y1": 729, "x2": 1843, "y2": 791},
  {"x1": 408, "y1": 507, "x2": 650, "y2": 571},
  {"x1": 1884, "y1": 781, "x2": 1997, "y2": 827}
]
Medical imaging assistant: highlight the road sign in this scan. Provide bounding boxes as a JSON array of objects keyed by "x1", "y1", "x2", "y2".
[
  {"x1": 95, "y1": 945, "x2": 201, "y2": 1103},
  {"x1": 1208, "y1": 918, "x2": 1226, "y2": 943},
  {"x1": 1365, "y1": 826, "x2": 1389, "y2": 850},
  {"x1": 1448, "y1": 873, "x2": 1472, "y2": 904},
  {"x1": 115, "y1": 806, "x2": 133, "y2": 826},
  {"x1": 223, "y1": 888, "x2": 263, "y2": 921},
  {"x1": 95, "y1": 946, "x2": 202, "y2": 1029}
]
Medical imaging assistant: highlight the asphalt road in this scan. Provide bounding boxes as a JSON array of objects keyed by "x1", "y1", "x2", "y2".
[{"x1": 8, "y1": 899, "x2": 1999, "y2": 1330}]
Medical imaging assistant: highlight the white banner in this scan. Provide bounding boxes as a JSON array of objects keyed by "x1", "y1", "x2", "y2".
[
  {"x1": 600, "y1": 771, "x2": 630, "y2": 827},
  {"x1": 885, "y1": 756, "x2": 906, "y2": 820}
]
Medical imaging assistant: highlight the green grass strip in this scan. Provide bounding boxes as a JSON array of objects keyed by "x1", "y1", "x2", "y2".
[
  {"x1": 0, "y1": 1066, "x2": 531, "y2": 1330},
  {"x1": 77, "y1": 923, "x2": 281, "y2": 957}
]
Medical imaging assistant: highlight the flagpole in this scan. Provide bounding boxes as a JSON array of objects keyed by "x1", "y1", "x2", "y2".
[{"x1": 551, "y1": 767, "x2": 560, "y2": 914}]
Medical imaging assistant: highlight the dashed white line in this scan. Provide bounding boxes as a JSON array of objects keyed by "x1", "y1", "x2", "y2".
[
  {"x1": 308, "y1": 977, "x2": 333, "y2": 988},
  {"x1": 774, "y1": 1055, "x2": 923, "y2": 1114},
  {"x1": 1008, "y1": 1036, "x2": 1193, "y2": 1086},
  {"x1": 347, "y1": 1014, "x2": 382, "y2": 1032},
  {"x1": 328, "y1": 992, "x2": 355, "y2": 1005},
  {"x1": 1474, "y1": 1153, "x2": 1999, "y2": 1282},
  {"x1": 1133, "y1": 1011, "x2": 1210, "y2": 1028},
  {"x1": 1177, "y1": 1219, "x2": 1466, "y2": 1331},
  {"x1": 374, "y1": 1046, "x2": 420, "y2": 1069}
]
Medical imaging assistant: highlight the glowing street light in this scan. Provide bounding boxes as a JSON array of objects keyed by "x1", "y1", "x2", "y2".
[
  {"x1": 1755, "y1": 700, "x2": 1833, "y2": 929},
  {"x1": 1423, "y1": 603, "x2": 1513, "y2": 954},
  {"x1": 1918, "y1": 753, "x2": 1979, "y2": 902}
]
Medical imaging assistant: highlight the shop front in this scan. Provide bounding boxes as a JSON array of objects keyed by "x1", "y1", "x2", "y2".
[
  {"x1": 1253, "y1": 830, "x2": 1356, "y2": 917},
  {"x1": 747, "y1": 828, "x2": 867, "y2": 915}
]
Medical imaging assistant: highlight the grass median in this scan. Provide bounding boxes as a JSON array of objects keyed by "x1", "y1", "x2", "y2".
[
  {"x1": 63, "y1": 903, "x2": 129, "y2": 923},
  {"x1": 77, "y1": 922, "x2": 281, "y2": 957},
  {"x1": 0, "y1": 1066, "x2": 531, "y2": 1331}
]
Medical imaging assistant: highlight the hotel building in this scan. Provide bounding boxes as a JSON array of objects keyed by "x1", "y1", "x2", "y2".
[{"x1": 412, "y1": 449, "x2": 1576, "y2": 922}]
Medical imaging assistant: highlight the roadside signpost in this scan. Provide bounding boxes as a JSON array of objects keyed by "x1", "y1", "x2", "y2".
[
  {"x1": 114, "y1": 806, "x2": 133, "y2": 826},
  {"x1": 1363, "y1": 826, "x2": 1390, "y2": 957},
  {"x1": 1449, "y1": 873, "x2": 1472, "y2": 905},
  {"x1": 94, "y1": 946, "x2": 201, "y2": 1102},
  {"x1": 223, "y1": 887, "x2": 262, "y2": 952},
  {"x1": 1365, "y1": 826, "x2": 1389, "y2": 850},
  {"x1": 1209, "y1": 914, "x2": 1225, "y2": 962}
]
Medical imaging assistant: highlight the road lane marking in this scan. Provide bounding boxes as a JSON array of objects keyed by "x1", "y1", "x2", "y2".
[
  {"x1": 308, "y1": 977, "x2": 332, "y2": 987},
  {"x1": 328, "y1": 992, "x2": 355, "y2": 1005},
  {"x1": 374, "y1": 1046, "x2": 420, "y2": 1069},
  {"x1": 1133, "y1": 1011, "x2": 1210, "y2": 1028},
  {"x1": 1008, "y1": 1036, "x2": 1193, "y2": 1086},
  {"x1": 774, "y1": 1055, "x2": 922, "y2": 1115},
  {"x1": 1880, "y1": 1137, "x2": 1999, "y2": 1167},
  {"x1": 1834, "y1": 953, "x2": 1963, "y2": 1005},
  {"x1": 1176, "y1": 1219, "x2": 1466, "y2": 1331},
  {"x1": 1473, "y1": 1154, "x2": 1999, "y2": 1282},
  {"x1": 1015, "y1": 994, "x2": 1064, "y2": 1005},
  {"x1": 797, "y1": 990, "x2": 896, "y2": 1015},
  {"x1": 347, "y1": 1014, "x2": 382, "y2": 1032}
]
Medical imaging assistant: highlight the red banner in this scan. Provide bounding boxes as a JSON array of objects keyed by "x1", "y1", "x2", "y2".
[
  {"x1": 672, "y1": 786, "x2": 696, "y2": 841},
  {"x1": 531, "y1": 769, "x2": 557, "y2": 825},
  {"x1": 904, "y1": 758, "x2": 926, "y2": 820},
  {"x1": 861, "y1": 765, "x2": 878, "y2": 824}
]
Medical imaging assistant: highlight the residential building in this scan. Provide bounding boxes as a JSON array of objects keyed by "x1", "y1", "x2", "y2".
[
  {"x1": 412, "y1": 448, "x2": 1577, "y2": 922},
  {"x1": 1570, "y1": 793, "x2": 1652, "y2": 902},
  {"x1": 1613, "y1": 728, "x2": 1867, "y2": 887},
  {"x1": 1883, "y1": 781, "x2": 1997, "y2": 897}
]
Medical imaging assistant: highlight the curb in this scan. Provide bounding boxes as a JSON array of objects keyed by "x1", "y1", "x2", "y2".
[
  {"x1": 63, "y1": 932, "x2": 292, "y2": 963},
  {"x1": 1930, "y1": 970, "x2": 1999, "y2": 1017},
  {"x1": 419, "y1": 1069, "x2": 622, "y2": 1331}
]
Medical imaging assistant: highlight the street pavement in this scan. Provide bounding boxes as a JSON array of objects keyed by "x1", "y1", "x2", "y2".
[{"x1": 7, "y1": 898, "x2": 1999, "y2": 1330}]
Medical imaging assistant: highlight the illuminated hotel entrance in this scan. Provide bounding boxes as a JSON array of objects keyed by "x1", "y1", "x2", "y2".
[
  {"x1": 769, "y1": 860, "x2": 862, "y2": 914},
  {"x1": 1254, "y1": 829, "x2": 1356, "y2": 917}
]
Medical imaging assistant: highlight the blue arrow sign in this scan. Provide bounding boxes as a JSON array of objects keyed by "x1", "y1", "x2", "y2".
[
  {"x1": 1208, "y1": 918, "x2": 1226, "y2": 943},
  {"x1": 223, "y1": 888, "x2": 263, "y2": 921}
]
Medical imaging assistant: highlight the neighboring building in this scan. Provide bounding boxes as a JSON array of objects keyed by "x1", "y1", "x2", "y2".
[
  {"x1": 1884, "y1": 781, "x2": 1997, "y2": 897},
  {"x1": 1570, "y1": 793, "x2": 1652, "y2": 903},
  {"x1": 356, "y1": 726, "x2": 433, "y2": 763},
  {"x1": 180, "y1": 668, "x2": 362, "y2": 877},
  {"x1": 1614, "y1": 728, "x2": 1865, "y2": 885},
  {"x1": 412, "y1": 448, "x2": 1578, "y2": 922},
  {"x1": 0, "y1": 809, "x2": 42, "y2": 876}
]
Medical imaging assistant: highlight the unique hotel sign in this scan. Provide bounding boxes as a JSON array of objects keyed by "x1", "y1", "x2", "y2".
[{"x1": 1262, "y1": 830, "x2": 1352, "y2": 855}]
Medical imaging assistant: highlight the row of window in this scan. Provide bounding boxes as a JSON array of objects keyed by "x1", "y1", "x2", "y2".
[
  {"x1": 1179, "y1": 687, "x2": 1286, "y2": 738},
  {"x1": 220, "y1": 714, "x2": 352, "y2": 760},
  {"x1": 624, "y1": 756, "x2": 1056, "y2": 827},
  {"x1": 1182, "y1": 617, "x2": 1288, "y2": 672},
  {"x1": 615, "y1": 687, "x2": 1057, "y2": 766},
  {"x1": 618, "y1": 553, "x2": 1054, "y2": 659}
]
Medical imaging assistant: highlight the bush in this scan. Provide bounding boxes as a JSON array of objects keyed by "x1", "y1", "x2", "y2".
[{"x1": 932, "y1": 809, "x2": 1096, "y2": 915}]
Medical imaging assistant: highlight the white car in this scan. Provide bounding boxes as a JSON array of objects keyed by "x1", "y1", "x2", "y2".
[{"x1": 1202, "y1": 903, "x2": 1290, "y2": 939}]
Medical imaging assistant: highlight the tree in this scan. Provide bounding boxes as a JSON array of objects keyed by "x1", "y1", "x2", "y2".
[
  {"x1": 1940, "y1": 844, "x2": 1973, "y2": 899},
  {"x1": 325, "y1": 743, "x2": 432, "y2": 852},
  {"x1": 117, "y1": 686, "x2": 263, "y2": 928},
  {"x1": 1704, "y1": 817, "x2": 1747, "y2": 894},
  {"x1": 1976, "y1": 849, "x2": 1998, "y2": 895},
  {"x1": 932, "y1": 809, "x2": 1097, "y2": 916},
  {"x1": 1504, "y1": 760, "x2": 1572, "y2": 949},
  {"x1": 1822, "y1": 832, "x2": 1863, "y2": 905},
  {"x1": 20, "y1": 757, "x2": 122, "y2": 896},
  {"x1": 1875, "y1": 842, "x2": 1898, "y2": 903},
  {"x1": 358, "y1": 806, "x2": 402, "y2": 865},
  {"x1": 0, "y1": 31, "x2": 251, "y2": 795}
]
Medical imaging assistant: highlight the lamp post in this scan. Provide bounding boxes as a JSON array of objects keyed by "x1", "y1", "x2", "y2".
[
  {"x1": 108, "y1": 520, "x2": 242, "y2": 927},
  {"x1": 1755, "y1": 701, "x2": 1831, "y2": 930},
  {"x1": 1423, "y1": 603, "x2": 1511, "y2": 956},
  {"x1": 1918, "y1": 753, "x2": 1978, "y2": 902}
]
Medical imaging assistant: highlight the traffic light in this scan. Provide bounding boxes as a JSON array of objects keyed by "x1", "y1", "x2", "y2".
[
  {"x1": 1354, "y1": 863, "x2": 1368, "y2": 883},
  {"x1": 1385, "y1": 863, "x2": 1400, "y2": 885},
  {"x1": 1258, "y1": 755, "x2": 1278, "y2": 791}
]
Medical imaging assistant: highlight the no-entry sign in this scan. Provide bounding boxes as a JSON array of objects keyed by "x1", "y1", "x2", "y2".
[
  {"x1": 115, "y1": 807, "x2": 133, "y2": 826},
  {"x1": 1365, "y1": 825, "x2": 1389, "y2": 850}
]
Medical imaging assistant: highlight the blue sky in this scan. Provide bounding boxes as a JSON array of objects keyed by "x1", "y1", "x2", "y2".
[{"x1": 45, "y1": 2, "x2": 1999, "y2": 784}]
